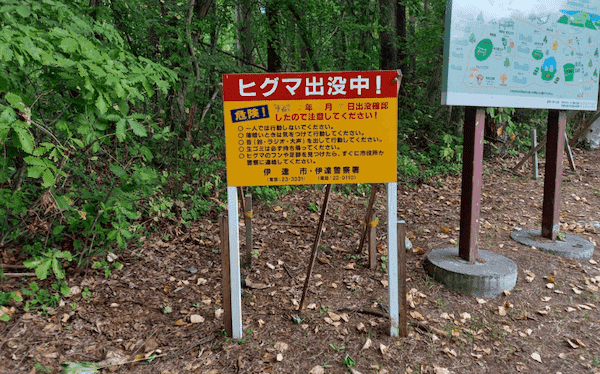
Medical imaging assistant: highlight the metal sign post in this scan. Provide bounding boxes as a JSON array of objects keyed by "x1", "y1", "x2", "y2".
[
  {"x1": 227, "y1": 186, "x2": 243, "y2": 338},
  {"x1": 387, "y1": 182, "x2": 399, "y2": 336}
]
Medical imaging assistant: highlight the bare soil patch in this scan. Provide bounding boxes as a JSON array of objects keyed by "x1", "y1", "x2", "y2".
[{"x1": 2, "y1": 149, "x2": 600, "y2": 374}]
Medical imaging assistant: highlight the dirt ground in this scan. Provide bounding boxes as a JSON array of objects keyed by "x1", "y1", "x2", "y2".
[{"x1": 1, "y1": 148, "x2": 600, "y2": 374}]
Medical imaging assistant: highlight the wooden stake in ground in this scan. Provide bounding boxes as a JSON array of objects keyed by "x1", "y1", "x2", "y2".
[
  {"x1": 219, "y1": 214, "x2": 232, "y2": 336},
  {"x1": 398, "y1": 220, "x2": 407, "y2": 338},
  {"x1": 368, "y1": 211, "x2": 377, "y2": 271},
  {"x1": 299, "y1": 184, "x2": 332, "y2": 310},
  {"x1": 356, "y1": 183, "x2": 379, "y2": 254},
  {"x1": 513, "y1": 110, "x2": 600, "y2": 173},
  {"x1": 242, "y1": 194, "x2": 253, "y2": 268},
  {"x1": 531, "y1": 127, "x2": 538, "y2": 179}
]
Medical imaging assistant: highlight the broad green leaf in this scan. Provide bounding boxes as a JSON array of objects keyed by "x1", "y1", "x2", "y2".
[
  {"x1": 13, "y1": 127, "x2": 34, "y2": 153},
  {"x1": 52, "y1": 258, "x2": 65, "y2": 280},
  {"x1": 41, "y1": 168, "x2": 55, "y2": 187},
  {"x1": 95, "y1": 94, "x2": 107, "y2": 114},
  {"x1": 23, "y1": 256, "x2": 45, "y2": 269},
  {"x1": 16, "y1": 5, "x2": 31, "y2": 18},
  {"x1": 59, "y1": 37, "x2": 78, "y2": 53},
  {"x1": 34, "y1": 259, "x2": 51, "y2": 280},
  {"x1": 23, "y1": 37, "x2": 40, "y2": 60},
  {"x1": 29, "y1": 281, "x2": 39, "y2": 293},
  {"x1": 139, "y1": 146, "x2": 153, "y2": 162},
  {"x1": 115, "y1": 118, "x2": 126, "y2": 141},
  {"x1": 55, "y1": 195, "x2": 72, "y2": 210},
  {"x1": 109, "y1": 163, "x2": 127, "y2": 178},
  {"x1": 60, "y1": 283, "x2": 70, "y2": 296},
  {"x1": 0, "y1": 43, "x2": 13, "y2": 61},
  {"x1": 52, "y1": 225, "x2": 65, "y2": 235},
  {"x1": 54, "y1": 251, "x2": 72, "y2": 261},
  {"x1": 23, "y1": 156, "x2": 46, "y2": 166},
  {"x1": 26, "y1": 165, "x2": 44, "y2": 178},
  {"x1": 69, "y1": 138, "x2": 84, "y2": 148},
  {"x1": 142, "y1": 78, "x2": 154, "y2": 97},
  {"x1": 127, "y1": 118, "x2": 147, "y2": 137},
  {"x1": 5, "y1": 92, "x2": 24, "y2": 110}
]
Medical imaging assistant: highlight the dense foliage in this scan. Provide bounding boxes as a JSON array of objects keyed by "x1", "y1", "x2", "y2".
[{"x1": 0, "y1": 0, "x2": 575, "y2": 284}]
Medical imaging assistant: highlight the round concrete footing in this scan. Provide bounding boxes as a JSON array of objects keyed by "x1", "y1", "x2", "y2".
[
  {"x1": 510, "y1": 228, "x2": 594, "y2": 260},
  {"x1": 424, "y1": 248, "x2": 517, "y2": 298}
]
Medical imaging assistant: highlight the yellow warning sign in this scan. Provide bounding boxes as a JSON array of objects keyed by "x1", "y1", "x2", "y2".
[{"x1": 223, "y1": 71, "x2": 399, "y2": 187}]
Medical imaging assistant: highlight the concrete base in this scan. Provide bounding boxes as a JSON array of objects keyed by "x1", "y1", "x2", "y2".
[
  {"x1": 424, "y1": 248, "x2": 517, "y2": 298},
  {"x1": 510, "y1": 228, "x2": 594, "y2": 260}
]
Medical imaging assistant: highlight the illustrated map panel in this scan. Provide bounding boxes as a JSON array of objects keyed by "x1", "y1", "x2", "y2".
[{"x1": 442, "y1": 0, "x2": 600, "y2": 110}]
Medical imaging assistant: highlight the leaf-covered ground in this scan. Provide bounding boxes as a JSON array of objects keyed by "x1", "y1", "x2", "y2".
[{"x1": 1, "y1": 149, "x2": 600, "y2": 374}]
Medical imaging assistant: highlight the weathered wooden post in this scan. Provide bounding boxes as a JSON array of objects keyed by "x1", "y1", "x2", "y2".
[
  {"x1": 397, "y1": 220, "x2": 407, "y2": 337},
  {"x1": 243, "y1": 194, "x2": 253, "y2": 268},
  {"x1": 368, "y1": 211, "x2": 377, "y2": 271},
  {"x1": 541, "y1": 110, "x2": 566, "y2": 240},
  {"x1": 531, "y1": 127, "x2": 538, "y2": 179},
  {"x1": 219, "y1": 214, "x2": 232, "y2": 336},
  {"x1": 458, "y1": 106, "x2": 485, "y2": 263}
]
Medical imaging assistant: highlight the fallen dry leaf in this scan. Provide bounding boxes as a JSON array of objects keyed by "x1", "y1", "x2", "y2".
[
  {"x1": 497, "y1": 306, "x2": 507, "y2": 316},
  {"x1": 531, "y1": 352, "x2": 542, "y2": 363},
  {"x1": 362, "y1": 338, "x2": 372, "y2": 350},
  {"x1": 356, "y1": 322, "x2": 367, "y2": 332},
  {"x1": 409, "y1": 311, "x2": 424, "y2": 320},
  {"x1": 379, "y1": 343, "x2": 388, "y2": 355},
  {"x1": 190, "y1": 315, "x2": 204, "y2": 323},
  {"x1": 442, "y1": 347, "x2": 457, "y2": 358},
  {"x1": 433, "y1": 366, "x2": 451, "y2": 374},
  {"x1": 309, "y1": 366, "x2": 325, "y2": 374}
]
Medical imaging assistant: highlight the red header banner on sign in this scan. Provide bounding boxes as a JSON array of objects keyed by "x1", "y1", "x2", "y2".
[{"x1": 222, "y1": 71, "x2": 399, "y2": 101}]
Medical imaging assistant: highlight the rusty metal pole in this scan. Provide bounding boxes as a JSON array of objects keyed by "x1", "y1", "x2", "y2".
[
  {"x1": 458, "y1": 107, "x2": 485, "y2": 263},
  {"x1": 356, "y1": 184, "x2": 380, "y2": 254},
  {"x1": 299, "y1": 184, "x2": 332, "y2": 310},
  {"x1": 541, "y1": 110, "x2": 567, "y2": 240},
  {"x1": 368, "y1": 211, "x2": 377, "y2": 271}
]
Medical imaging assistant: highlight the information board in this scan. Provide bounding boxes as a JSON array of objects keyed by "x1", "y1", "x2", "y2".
[
  {"x1": 223, "y1": 71, "x2": 399, "y2": 187},
  {"x1": 442, "y1": 0, "x2": 600, "y2": 110}
]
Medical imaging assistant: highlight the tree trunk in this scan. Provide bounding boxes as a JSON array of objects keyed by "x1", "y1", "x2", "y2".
[
  {"x1": 396, "y1": 1, "x2": 407, "y2": 74},
  {"x1": 236, "y1": 0, "x2": 254, "y2": 65},
  {"x1": 266, "y1": 0, "x2": 281, "y2": 72},
  {"x1": 379, "y1": 0, "x2": 397, "y2": 70}
]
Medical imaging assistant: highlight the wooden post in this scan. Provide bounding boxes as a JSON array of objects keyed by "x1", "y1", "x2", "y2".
[
  {"x1": 357, "y1": 184, "x2": 379, "y2": 254},
  {"x1": 531, "y1": 127, "x2": 538, "y2": 180},
  {"x1": 299, "y1": 184, "x2": 332, "y2": 310},
  {"x1": 238, "y1": 187, "x2": 246, "y2": 214},
  {"x1": 564, "y1": 131, "x2": 577, "y2": 173},
  {"x1": 459, "y1": 107, "x2": 485, "y2": 263},
  {"x1": 368, "y1": 211, "x2": 377, "y2": 271},
  {"x1": 243, "y1": 194, "x2": 253, "y2": 268},
  {"x1": 541, "y1": 110, "x2": 566, "y2": 240},
  {"x1": 219, "y1": 214, "x2": 232, "y2": 337},
  {"x1": 397, "y1": 221, "x2": 407, "y2": 338}
]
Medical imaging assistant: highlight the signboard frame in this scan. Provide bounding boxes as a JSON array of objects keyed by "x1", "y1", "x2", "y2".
[{"x1": 222, "y1": 70, "x2": 403, "y2": 338}]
